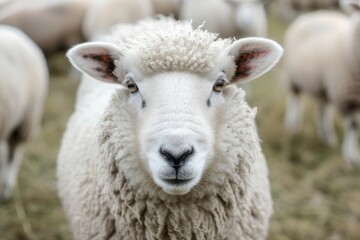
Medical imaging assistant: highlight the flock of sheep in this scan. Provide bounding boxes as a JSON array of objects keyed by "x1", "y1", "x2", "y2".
[{"x1": 0, "y1": 0, "x2": 359, "y2": 239}]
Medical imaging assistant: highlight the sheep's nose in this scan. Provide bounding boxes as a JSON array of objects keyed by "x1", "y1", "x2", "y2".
[{"x1": 159, "y1": 147, "x2": 194, "y2": 169}]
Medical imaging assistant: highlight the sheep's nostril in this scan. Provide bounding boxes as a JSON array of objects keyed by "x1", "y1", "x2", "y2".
[{"x1": 159, "y1": 147, "x2": 194, "y2": 169}]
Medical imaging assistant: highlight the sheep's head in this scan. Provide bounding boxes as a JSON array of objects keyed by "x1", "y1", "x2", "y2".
[{"x1": 67, "y1": 26, "x2": 282, "y2": 196}]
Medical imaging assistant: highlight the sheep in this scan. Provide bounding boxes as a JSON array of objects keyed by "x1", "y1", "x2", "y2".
[
  {"x1": 82, "y1": 0, "x2": 154, "y2": 40},
  {"x1": 283, "y1": 0, "x2": 360, "y2": 166},
  {"x1": 57, "y1": 16, "x2": 283, "y2": 239},
  {"x1": 180, "y1": 0, "x2": 267, "y2": 39},
  {"x1": 82, "y1": 0, "x2": 185, "y2": 41},
  {"x1": 0, "y1": 0, "x2": 89, "y2": 55},
  {"x1": 0, "y1": 25, "x2": 48, "y2": 201}
]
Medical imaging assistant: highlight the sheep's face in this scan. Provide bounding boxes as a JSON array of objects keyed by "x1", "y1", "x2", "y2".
[
  {"x1": 67, "y1": 37, "x2": 283, "y2": 195},
  {"x1": 126, "y1": 71, "x2": 225, "y2": 195}
]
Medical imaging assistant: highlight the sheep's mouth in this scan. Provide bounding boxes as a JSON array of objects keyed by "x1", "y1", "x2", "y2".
[{"x1": 161, "y1": 178, "x2": 192, "y2": 185}]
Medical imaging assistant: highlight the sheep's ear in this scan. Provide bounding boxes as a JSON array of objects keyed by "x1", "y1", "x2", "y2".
[
  {"x1": 227, "y1": 37, "x2": 283, "y2": 83},
  {"x1": 66, "y1": 42, "x2": 122, "y2": 83}
]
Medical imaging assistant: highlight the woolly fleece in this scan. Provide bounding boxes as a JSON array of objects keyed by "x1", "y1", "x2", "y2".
[
  {"x1": 102, "y1": 17, "x2": 233, "y2": 75},
  {"x1": 57, "y1": 17, "x2": 272, "y2": 240},
  {"x1": 58, "y1": 84, "x2": 272, "y2": 239}
]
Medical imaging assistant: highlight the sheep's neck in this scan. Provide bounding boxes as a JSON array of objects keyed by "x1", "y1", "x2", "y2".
[{"x1": 110, "y1": 175, "x2": 250, "y2": 239}]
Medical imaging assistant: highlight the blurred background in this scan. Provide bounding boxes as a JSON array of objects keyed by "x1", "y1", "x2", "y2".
[{"x1": 0, "y1": 0, "x2": 359, "y2": 239}]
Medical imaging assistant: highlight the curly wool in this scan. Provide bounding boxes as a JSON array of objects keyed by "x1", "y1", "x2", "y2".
[
  {"x1": 94, "y1": 86, "x2": 271, "y2": 239},
  {"x1": 58, "y1": 17, "x2": 273, "y2": 239},
  {"x1": 103, "y1": 17, "x2": 233, "y2": 74}
]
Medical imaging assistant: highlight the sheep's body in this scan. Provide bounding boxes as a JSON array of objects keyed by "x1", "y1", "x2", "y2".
[
  {"x1": 283, "y1": 2, "x2": 360, "y2": 166},
  {"x1": 82, "y1": 0, "x2": 154, "y2": 40},
  {"x1": 180, "y1": 0, "x2": 267, "y2": 39},
  {"x1": 284, "y1": 11, "x2": 349, "y2": 104},
  {"x1": 0, "y1": 0, "x2": 88, "y2": 55},
  {"x1": 58, "y1": 17, "x2": 283, "y2": 239},
  {"x1": 0, "y1": 25, "x2": 48, "y2": 200}
]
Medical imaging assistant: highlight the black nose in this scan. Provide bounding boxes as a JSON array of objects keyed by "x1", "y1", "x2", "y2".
[{"x1": 160, "y1": 147, "x2": 194, "y2": 169}]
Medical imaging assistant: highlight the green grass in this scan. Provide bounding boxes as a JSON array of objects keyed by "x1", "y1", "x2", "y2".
[{"x1": 1, "y1": 8, "x2": 360, "y2": 240}]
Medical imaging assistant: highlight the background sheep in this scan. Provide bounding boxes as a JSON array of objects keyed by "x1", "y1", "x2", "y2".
[
  {"x1": 283, "y1": 0, "x2": 360, "y2": 166},
  {"x1": 58, "y1": 17, "x2": 283, "y2": 239},
  {"x1": 180, "y1": 0, "x2": 268, "y2": 38},
  {"x1": 0, "y1": 0, "x2": 89, "y2": 55},
  {"x1": 82, "y1": 0, "x2": 154, "y2": 40},
  {"x1": 0, "y1": 25, "x2": 48, "y2": 201}
]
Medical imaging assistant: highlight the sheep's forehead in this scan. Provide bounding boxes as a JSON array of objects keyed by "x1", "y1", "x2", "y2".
[{"x1": 108, "y1": 19, "x2": 233, "y2": 74}]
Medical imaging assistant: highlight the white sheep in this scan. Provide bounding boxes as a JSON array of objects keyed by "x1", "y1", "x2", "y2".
[
  {"x1": 283, "y1": 0, "x2": 360, "y2": 166},
  {"x1": 180, "y1": 0, "x2": 267, "y2": 39},
  {"x1": 57, "y1": 17, "x2": 283, "y2": 239},
  {"x1": 0, "y1": 25, "x2": 48, "y2": 200},
  {"x1": 82, "y1": 0, "x2": 154, "y2": 40},
  {"x1": 0, "y1": 0, "x2": 89, "y2": 55}
]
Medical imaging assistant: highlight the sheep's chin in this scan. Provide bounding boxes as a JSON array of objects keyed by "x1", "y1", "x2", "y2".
[{"x1": 153, "y1": 176, "x2": 200, "y2": 196}]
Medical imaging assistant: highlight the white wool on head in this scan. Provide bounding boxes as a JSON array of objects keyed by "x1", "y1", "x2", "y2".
[{"x1": 103, "y1": 16, "x2": 233, "y2": 74}]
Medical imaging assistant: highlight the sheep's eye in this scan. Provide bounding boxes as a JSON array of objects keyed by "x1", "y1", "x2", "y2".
[
  {"x1": 126, "y1": 80, "x2": 138, "y2": 93},
  {"x1": 213, "y1": 78, "x2": 226, "y2": 92}
]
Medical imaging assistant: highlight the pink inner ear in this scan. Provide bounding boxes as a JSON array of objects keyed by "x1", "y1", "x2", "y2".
[
  {"x1": 83, "y1": 53, "x2": 116, "y2": 80},
  {"x1": 235, "y1": 49, "x2": 268, "y2": 78}
]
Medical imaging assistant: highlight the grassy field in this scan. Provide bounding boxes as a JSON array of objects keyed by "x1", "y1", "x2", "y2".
[{"x1": 1, "y1": 7, "x2": 360, "y2": 240}]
